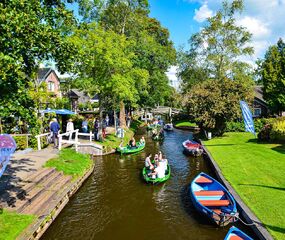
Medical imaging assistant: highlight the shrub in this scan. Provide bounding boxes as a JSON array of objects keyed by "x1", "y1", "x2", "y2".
[
  {"x1": 258, "y1": 124, "x2": 272, "y2": 141},
  {"x1": 225, "y1": 121, "x2": 245, "y2": 132},
  {"x1": 270, "y1": 117, "x2": 285, "y2": 141},
  {"x1": 13, "y1": 136, "x2": 28, "y2": 150}
]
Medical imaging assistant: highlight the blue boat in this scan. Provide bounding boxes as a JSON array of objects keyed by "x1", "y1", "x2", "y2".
[
  {"x1": 224, "y1": 226, "x2": 253, "y2": 240},
  {"x1": 189, "y1": 172, "x2": 238, "y2": 226}
]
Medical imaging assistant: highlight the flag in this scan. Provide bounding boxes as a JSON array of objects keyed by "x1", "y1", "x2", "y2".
[
  {"x1": 0, "y1": 134, "x2": 17, "y2": 178},
  {"x1": 239, "y1": 101, "x2": 256, "y2": 136}
]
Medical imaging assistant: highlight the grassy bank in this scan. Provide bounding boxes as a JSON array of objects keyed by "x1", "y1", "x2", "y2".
[
  {"x1": 101, "y1": 119, "x2": 144, "y2": 152},
  {"x1": 204, "y1": 132, "x2": 285, "y2": 240},
  {"x1": 0, "y1": 210, "x2": 35, "y2": 240},
  {"x1": 45, "y1": 148, "x2": 93, "y2": 179},
  {"x1": 174, "y1": 120, "x2": 198, "y2": 127}
]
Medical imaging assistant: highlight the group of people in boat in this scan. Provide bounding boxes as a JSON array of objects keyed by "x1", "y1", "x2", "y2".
[
  {"x1": 124, "y1": 136, "x2": 145, "y2": 149},
  {"x1": 145, "y1": 151, "x2": 168, "y2": 179}
]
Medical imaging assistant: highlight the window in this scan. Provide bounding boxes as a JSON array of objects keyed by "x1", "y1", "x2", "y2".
[
  {"x1": 48, "y1": 81, "x2": 55, "y2": 92},
  {"x1": 254, "y1": 108, "x2": 261, "y2": 117}
]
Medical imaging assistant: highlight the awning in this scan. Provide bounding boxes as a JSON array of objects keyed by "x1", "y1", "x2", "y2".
[{"x1": 41, "y1": 109, "x2": 76, "y2": 115}]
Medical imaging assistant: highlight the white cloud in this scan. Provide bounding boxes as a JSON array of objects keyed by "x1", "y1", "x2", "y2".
[
  {"x1": 194, "y1": 2, "x2": 213, "y2": 22},
  {"x1": 166, "y1": 66, "x2": 180, "y2": 90},
  {"x1": 187, "y1": 0, "x2": 285, "y2": 60}
]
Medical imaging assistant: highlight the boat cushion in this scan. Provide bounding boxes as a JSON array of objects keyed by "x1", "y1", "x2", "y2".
[
  {"x1": 194, "y1": 190, "x2": 224, "y2": 196},
  {"x1": 212, "y1": 209, "x2": 222, "y2": 214},
  {"x1": 195, "y1": 176, "x2": 213, "y2": 183},
  {"x1": 229, "y1": 236, "x2": 243, "y2": 240},
  {"x1": 199, "y1": 200, "x2": 230, "y2": 206}
]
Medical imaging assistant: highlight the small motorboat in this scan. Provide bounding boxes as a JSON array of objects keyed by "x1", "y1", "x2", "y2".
[
  {"x1": 142, "y1": 164, "x2": 171, "y2": 184},
  {"x1": 224, "y1": 226, "x2": 253, "y2": 240},
  {"x1": 163, "y1": 123, "x2": 174, "y2": 131},
  {"x1": 182, "y1": 139, "x2": 203, "y2": 156},
  {"x1": 116, "y1": 143, "x2": 145, "y2": 154},
  {"x1": 190, "y1": 172, "x2": 238, "y2": 226}
]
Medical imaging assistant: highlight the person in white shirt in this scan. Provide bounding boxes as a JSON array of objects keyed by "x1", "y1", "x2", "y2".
[
  {"x1": 66, "y1": 119, "x2": 74, "y2": 140},
  {"x1": 145, "y1": 154, "x2": 154, "y2": 170}
]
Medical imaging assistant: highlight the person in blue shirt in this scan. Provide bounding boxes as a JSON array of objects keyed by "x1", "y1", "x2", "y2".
[{"x1": 50, "y1": 118, "x2": 60, "y2": 148}]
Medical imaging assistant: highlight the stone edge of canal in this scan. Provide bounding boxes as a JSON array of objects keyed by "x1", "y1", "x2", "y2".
[
  {"x1": 17, "y1": 161, "x2": 95, "y2": 240},
  {"x1": 201, "y1": 143, "x2": 274, "y2": 240}
]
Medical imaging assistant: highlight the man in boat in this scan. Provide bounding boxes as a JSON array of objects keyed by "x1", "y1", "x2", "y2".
[
  {"x1": 139, "y1": 136, "x2": 145, "y2": 145},
  {"x1": 148, "y1": 161, "x2": 165, "y2": 179},
  {"x1": 128, "y1": 137, "x2": 137, "y2": 149}
]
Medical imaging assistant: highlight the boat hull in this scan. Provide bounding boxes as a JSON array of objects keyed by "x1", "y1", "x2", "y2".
[
  {"x1": 182, "y1": 140, "x2": 203, "y2": 156},
  {"x1": 142, "y1": 164, "x2": 171, "y2": 184},
  {"x1": 116, "y1": 143, "x2": 145, "y2": 154},
  {"x1": 224, "y1": 226, "x2": 253, "y2": 240},
  {"x1": 189, "y1": 172, "x2": 238, "y2": 226}
]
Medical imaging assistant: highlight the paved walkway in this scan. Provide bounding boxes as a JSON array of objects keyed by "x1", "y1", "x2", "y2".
[{"x1": 0, "y1": 147, "x2": 59, "y2": 206}]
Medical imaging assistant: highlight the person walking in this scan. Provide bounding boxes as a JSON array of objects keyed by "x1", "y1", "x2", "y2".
[
  {"x1": 94, "y1": 118, "x2": 99, "y2": 141},
  {"x1": 50, "y1": 118, "x2": 60, "y2": 148},
  {"x1": 105, "y1": 114, "x2": 109, "y2": 126},
  {"x1": 66, "y1": 119, "x2": 74, "y2": 140},
  {"x1": 82, "y1": 118, "x2": 88, "y2": 133},
  {"x1": 102, "y1": 118, "x2": 107, "y2": 139}
]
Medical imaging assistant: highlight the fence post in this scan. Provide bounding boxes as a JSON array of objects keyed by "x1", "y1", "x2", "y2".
[
  {"x1": 58, "y1": 135, "x2": 62, "y2": 150},
  {"x1": 36, "y1": 136, "x2": 41, "y2": 150},
  {"x1": 75, "y1": 130, "x2": 79, "y2": 152},
  {"x1": 89, "y1": 131, "x2": 92, "y2": 142}
]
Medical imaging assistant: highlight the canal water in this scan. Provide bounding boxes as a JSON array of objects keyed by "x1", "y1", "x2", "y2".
[{"x1": 42, "y1": 128, "x2": 253, "y2": 240}]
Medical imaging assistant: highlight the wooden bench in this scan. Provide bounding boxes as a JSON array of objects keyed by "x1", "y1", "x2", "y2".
[
  {"x1": 194, "y1": 190, "x2": 224, "y2": 196},
  {"x1": 199, "y1": 200, "x2": 230, "y2": 207},
  {"x1": 195, "y1": 176, "x2": 213, "y2": 184}
]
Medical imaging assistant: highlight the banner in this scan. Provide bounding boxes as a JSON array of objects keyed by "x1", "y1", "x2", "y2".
[
  {"x1": 239, "y1": 101, "x2": 256, "y2": 136},
  {"x1": 0, "y1": 134, "x2": 17, "y2": 178}
]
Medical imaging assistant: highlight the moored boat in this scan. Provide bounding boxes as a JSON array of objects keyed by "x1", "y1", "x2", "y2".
[
  {"x1": 116, "y1": 143, "x2": 145, "y2": 154},
  {"x1": 224, "y1": 226, "x2": 253, "y2": 240},
  {"x1": 190, "y1": 172, "x2": 238, "y2": 226},
  {"x1": 142, "y1": 164, "x2": 171, "y2": 184},
  {"x1": 182, "y1": 139, "x2": 203, "y2": 156},
  {"x1": 163, "y1": 123, "x2": 174, "y2": 131}
]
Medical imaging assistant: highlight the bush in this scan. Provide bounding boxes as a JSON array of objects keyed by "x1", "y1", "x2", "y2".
[
  {"x1": 258, "y1": 124, "x2": 272, "y2": 141},
  {"x1": 13, "y1": 136, "x2": 28, "y2": 150},
  {"x1": 225, "y1": 121, "x2": 245, "y2": 132},
  {"x1": 270, "y1": 117, "x2": 285, "y2": 141}
]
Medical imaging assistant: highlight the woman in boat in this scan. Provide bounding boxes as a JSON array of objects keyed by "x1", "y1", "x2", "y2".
[
  {"x1": 148, "y1": 161, "x2": 165, "y2": 179},
  {"x1": 145, "y1": 154, "x2": 154, "y2": 170}
]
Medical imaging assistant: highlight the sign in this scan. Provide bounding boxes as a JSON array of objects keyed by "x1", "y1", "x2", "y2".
[
  {"x1": 0, "y1": 134, "x2": 17, "y2": 178},
  {"x1": 240, "y1": 101, "x2": 256, "y2": 136}
]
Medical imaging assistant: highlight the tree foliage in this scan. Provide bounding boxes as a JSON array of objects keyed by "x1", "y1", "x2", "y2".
[
  {"x1": 180, "y1": 0, "x2": 254, "y2": 134},
  {"x1": 260, "y1": 38, "x2": 285, "y2": 114}
]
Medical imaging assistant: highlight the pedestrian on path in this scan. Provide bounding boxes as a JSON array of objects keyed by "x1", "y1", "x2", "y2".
[
  {"x1": 102, "y1": 119, "x2": 107, "y2": 139},
  {"x1": 82, "y1": 118, "x2": 88, "y2": 133},
  {"x1": 66, "y1": 119, "x2": 74, "y2": 140},
  {"x1": 50, "y1": 118, "x2": 60, "y2": 148},
  {"x1": 94, "y1": 118, "x2": 99, "y2": 141}
]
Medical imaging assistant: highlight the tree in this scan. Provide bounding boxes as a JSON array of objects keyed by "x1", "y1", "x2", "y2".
[
  {"x1": 0, "y1": 0, "x2": 76, "y2": 133},
  {"x1": 179, "y1": 0, "x2": 253, "y2": 92},
  {"x1": 260, "y1": 39, "x2": 285, "y2": 115},
  {"x1": 180, "y1": 0, "x2": 254, "y2": 134}
]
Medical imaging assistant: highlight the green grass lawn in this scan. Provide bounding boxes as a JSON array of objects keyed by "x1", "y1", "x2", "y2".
[
  {"x1": 45, "y1": 148, "x2": 93, "y2": 179},
  {"x1": 0, "y1": 210, "x2": 35, "y2": 240},
  {"x1": 204, "y1": 132, "x2": 285, "y2": 240},
  {"x1": 174, "y1": 120, "x2": 198, "y2": 127}
]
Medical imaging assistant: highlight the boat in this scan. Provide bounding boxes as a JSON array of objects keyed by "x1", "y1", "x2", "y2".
[
  {"x1": 182, "y1": 139, "x2": 203, "y2": 156},
  {"x1": 224, "y1": 226, "x2": 253, "y2": 240},
  {"x1": 189, "y1": 172, "x2": 238, "y2": 226},
  {"x1": 142, "y1": 164, "x2": 171, "y2": 184},
  {"x1": 163, "y1": 123, "x2": 174, "y2": 131},
  {"x1": 116, "y1": 143, "x2": 145, "y2": 154}
]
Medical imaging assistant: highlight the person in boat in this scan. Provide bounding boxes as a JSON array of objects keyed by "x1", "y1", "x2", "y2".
[
  {"x1": 129, "y1": 137, "x2": 136, "y2": 149},
  {"x1": 158, "y1": 151, "x2": 163, "y2": 161},
  {"x1": 148, "y1": 161, "x2": 165, "y2": 179},
  {"x1": 153, "y1": 154, "x2": 159, "y2": 167},
  {"x1": 145, "y1": 154, "x2": 154, "y2": 170},
  {"x1": 139, "y1": 136, "x2": 145, "y2": 145}
]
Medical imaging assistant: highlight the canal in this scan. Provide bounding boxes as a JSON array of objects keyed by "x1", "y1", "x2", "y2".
[{"x1": 42, "y1": 128, "x2": 253, "y2": 240}]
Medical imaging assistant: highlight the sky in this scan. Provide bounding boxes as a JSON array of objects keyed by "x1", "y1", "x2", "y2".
[{"x1": 150, "y1": 0, "x2": 285, "y2": 87}]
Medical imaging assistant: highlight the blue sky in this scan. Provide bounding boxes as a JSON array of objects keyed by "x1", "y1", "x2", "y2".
[{"x1": 148, "y1": 0, "x2": 200, "y2": 49}]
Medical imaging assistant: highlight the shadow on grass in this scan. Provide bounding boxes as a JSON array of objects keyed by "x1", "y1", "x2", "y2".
[
  {"x1": 263, "y1": 223, "x2": 285, "y2": 234},
  {"x1": 271, "y1": 145, "x2": 285, "y2": 154},
  {"x1": 238, "y1": 183, "x2": 285, "y2": 191}
]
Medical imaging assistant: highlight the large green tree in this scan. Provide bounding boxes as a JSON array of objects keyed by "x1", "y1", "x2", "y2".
[
  {"x1": 0, "y1": 0, "x2": 76, "y2": 133},
  {"x1": 260, "y1": 39, "x2": 285, "y2": 115},
  {"x1": 180, "y1": 0, "x2": 254, "y2": 134}
]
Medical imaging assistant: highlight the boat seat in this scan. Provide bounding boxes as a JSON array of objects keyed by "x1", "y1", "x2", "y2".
[
  {"x1": 199, "y1": 200, "x2": 230, "y2": 207},
  {"x1": 194, "y1": 190, "x2": 224, "y2": 196},
  {"x1": 229, "y1": 236, "x2": 243, "y2": 240},
  {"x1": 195, "y1": 176, "x2": 213, "y2": 184},
  {"x1": 212, "y1": 209, "x2": 222, "y2": 214}
]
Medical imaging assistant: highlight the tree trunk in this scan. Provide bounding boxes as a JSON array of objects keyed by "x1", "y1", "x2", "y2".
[{"x1": 119, "y1": 101, "x2": 126, "y2": 128}]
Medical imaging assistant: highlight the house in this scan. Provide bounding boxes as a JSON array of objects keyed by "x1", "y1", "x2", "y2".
[
  {"x1": 253, "y1": 86, "x2": 269, "y2": 117},
  {"x1": 68, "y1": 89, "x2": 99, "y2": 112},
  {"x1": 37, "y1": 68, "x2": 61, "y2": 98}
]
